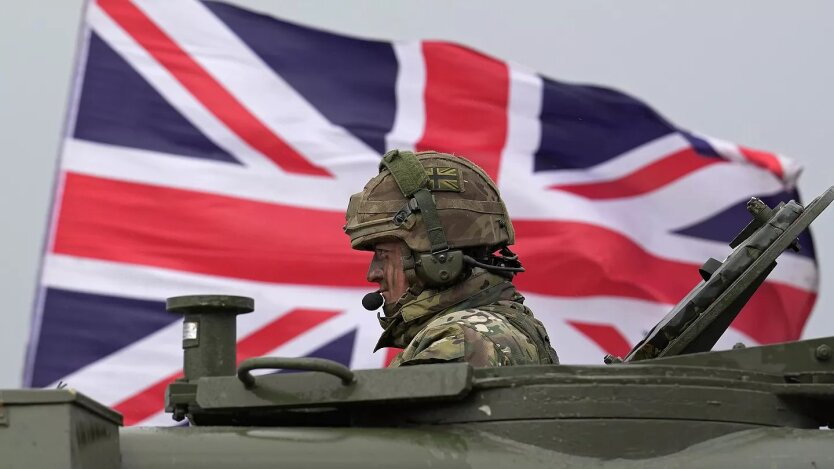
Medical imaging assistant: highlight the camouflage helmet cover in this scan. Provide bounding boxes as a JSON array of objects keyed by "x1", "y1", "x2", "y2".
[{"x1": 344, "y1": 150, "x2": 515, "y2": 253}]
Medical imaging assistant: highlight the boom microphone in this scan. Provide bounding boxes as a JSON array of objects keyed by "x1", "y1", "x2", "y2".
[{"x1": 362, "y1": 290, "x2": 384, "y2": 311}]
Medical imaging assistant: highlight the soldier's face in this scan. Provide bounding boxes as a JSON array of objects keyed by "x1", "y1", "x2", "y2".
[{"x1": 367, "y1": 240, "x2": 409, "y2": 306}]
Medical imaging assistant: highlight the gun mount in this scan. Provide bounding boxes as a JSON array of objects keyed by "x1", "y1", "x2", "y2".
[{"x1": 623, "y1": 187, "x2": 834, "y2": 362}]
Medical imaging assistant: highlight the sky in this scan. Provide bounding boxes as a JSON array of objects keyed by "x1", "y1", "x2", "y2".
[{"x1": 1, "y1": 0, "x2": 833, "y2": 388}]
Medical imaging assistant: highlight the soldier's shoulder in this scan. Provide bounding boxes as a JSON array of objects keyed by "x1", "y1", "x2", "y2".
[
  {"x1": 423, "y1": 307, "x2": 513, "y2": 335},
  {"x1": 398, "y1": 308, "x2": 511, "y2": 367}
]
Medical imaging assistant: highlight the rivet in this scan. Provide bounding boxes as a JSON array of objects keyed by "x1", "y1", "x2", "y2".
[
  {"x1": 815, "y1": 344, "x2": 832, "y2": 362},
  {"x1": 439, "y1": 271, "x2": 449, "y2": 280}
]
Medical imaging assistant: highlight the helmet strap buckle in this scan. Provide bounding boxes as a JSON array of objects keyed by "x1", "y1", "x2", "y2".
[{"x1": 392, "y1": 198, "x2": 419, "y2": 227}]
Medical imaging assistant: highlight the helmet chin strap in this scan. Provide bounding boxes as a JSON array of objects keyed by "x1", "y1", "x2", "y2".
[
  {"x1": 377, "y1": 240, "x2": 424, "y2": 319},
  {"x1": 399, "y1": 241, "x2": 425, "y2": 297}
]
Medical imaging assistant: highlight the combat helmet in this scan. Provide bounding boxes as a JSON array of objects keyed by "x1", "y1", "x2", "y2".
[{"x1": 344, "y1": 149, "x2": 521, "y2": 289}]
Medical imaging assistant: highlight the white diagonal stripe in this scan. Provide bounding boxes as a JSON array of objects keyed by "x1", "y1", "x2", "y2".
[
  {"x1": 133, "y1": 0, "x2": 381, "y2": 176},
  {"x1": 62, "y1": 138, "x2": 372, "y2": 210},
  {"x1": 41, "y1": 254, "x2": 382, "y2": 406},
  {"x1": 88, "y1": 3, "x2": 277, "y2": 173},
  {"x1": 526, "y1": 133, "x2": 691, "y2": 188},
  {"x1": 697, "y1": 132, "x2": 801, "y2": 188},
  {"x1": 523, "y1": 292, "x2": 759, "y2": 363}
]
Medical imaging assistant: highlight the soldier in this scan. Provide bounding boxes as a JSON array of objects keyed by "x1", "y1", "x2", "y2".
[{"x1": 344, "y1": 149, "x2": 558, "y2": 367}]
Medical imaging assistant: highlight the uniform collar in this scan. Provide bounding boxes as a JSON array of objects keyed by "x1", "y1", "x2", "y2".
[{"x1": 374, "y1": 269, "x2": 517, "y2": 351}]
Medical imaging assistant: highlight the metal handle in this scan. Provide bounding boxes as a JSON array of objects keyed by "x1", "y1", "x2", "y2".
[{"x1": 237, "y1": 357, "x2": 355, "y2": 388}]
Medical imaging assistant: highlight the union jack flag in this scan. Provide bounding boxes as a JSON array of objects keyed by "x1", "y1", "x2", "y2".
[{"x1": 25, "y1": 0, "x2": 818, "y2": 426}]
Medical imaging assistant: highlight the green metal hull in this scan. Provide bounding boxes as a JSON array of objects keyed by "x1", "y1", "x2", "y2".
[{"x1": 119, "y1": 425, "x2": 834, "y2": 469}]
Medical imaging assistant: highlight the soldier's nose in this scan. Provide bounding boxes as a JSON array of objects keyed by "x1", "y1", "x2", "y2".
[{"x1": 367, "y1": 255, "x2": 383, "y2": 283}]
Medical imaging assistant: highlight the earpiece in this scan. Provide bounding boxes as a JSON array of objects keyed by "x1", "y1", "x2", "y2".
[{"x1": 414, "y1": 250, "x2": 465, "y2": 288}]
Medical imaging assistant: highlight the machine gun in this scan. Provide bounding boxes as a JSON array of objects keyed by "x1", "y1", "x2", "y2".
[{"x1": 616, "y1": 186, "x2": 834, "y2": 363}]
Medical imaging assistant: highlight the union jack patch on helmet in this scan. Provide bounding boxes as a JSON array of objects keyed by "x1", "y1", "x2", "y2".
[{"x1": 426, "y1": 167, "x2": 462, "y2": 192}]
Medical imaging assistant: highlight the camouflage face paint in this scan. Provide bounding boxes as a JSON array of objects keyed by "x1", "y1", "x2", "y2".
[{"x1": 367, "y1": 240, "x2": 410, "y2": 307}]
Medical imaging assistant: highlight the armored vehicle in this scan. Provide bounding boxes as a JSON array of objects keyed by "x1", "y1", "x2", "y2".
[{"x1": 3, "y1": 188, "x2": 834, "y2": 468}]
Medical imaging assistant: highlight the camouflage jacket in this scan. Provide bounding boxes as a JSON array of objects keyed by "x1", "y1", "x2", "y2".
[{"x1": 375, "y1": 269, "x2": 558, "y2": 367}]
